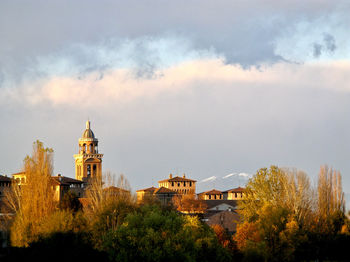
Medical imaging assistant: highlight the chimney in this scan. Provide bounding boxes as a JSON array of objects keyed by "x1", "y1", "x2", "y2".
[
  {"x1": 169, "y1": 174, "x2": 172, "y2": 179},
  {"x1": 183, "y1": 173, "x2": 186, "y2": 178}
]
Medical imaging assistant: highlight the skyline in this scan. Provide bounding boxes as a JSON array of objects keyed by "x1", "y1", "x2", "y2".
[{"x1": 1, "y1": 1, "x2": 350, "y2": 199}]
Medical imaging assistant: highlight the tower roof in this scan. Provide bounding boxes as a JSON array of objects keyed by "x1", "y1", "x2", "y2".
[{"x1": 80, "y1": 120, "x2": 97, "y2": 141}]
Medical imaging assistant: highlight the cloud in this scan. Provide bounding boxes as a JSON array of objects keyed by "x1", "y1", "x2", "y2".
[
  {"x1": 3, "y1": 57, "x2": 350, "y2": 108},
  {"x1": 324, "y1": 33, "x2": 337, "y2": 53},
  {"x1": 313, "y1": 43, "x2": 323, "y2": 58}
]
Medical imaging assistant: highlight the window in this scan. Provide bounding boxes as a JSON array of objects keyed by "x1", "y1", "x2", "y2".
[
  {"x1": 172, "y1": 182, "x2": 174, "y2": 186},
  {"x1": 178, "y1": 182, "x2": 180, "y2": 187},
  {"x1": 87, "y1": 165, "x2": 91, "y2": 177},
  {"x1": 93, "y1": 164, "x2": 97, "y2": 176},
  {"x1": 189, "y1": 182, "x2": 192, "y2": 187}
]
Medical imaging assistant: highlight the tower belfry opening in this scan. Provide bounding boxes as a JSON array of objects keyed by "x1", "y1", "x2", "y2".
[{"x1": 74, "y1": 120, "x2": 103, "y2": 182}]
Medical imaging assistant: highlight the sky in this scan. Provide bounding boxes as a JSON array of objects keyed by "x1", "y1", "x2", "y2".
[{"x1": 1, "y1": 1, "x2": 350, "y2": 203}]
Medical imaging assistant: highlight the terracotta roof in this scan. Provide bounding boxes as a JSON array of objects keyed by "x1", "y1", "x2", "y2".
[
  {"x1": 199, "y1": 189, "x2": 222, "y2": 195},
  {"x1": 205, "y1": 211, "x2": 241, "y2": 233},
  {"x1": 0, "y1": 175, "x2": 11, "y2": 182},
  {"x1": 226, "y1": 187, "x2": 245, "y2": 193},
  {"x1": 51, "y1": 176, "x2": 83, "y2": 185},
  {"x1": 154, "y1": 187, "x2": 177, "y2": 194},
  {"x1": 158, "y1": 176, "x2": 196, "y2": 183},
  {"x1": 136, "y1": 186, "x2": 157, "y2": 193},
  {"x1": 12, "y1": 171, "x2": 25, "y2": 176}
]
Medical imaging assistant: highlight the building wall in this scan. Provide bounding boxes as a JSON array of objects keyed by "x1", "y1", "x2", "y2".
[
  {"x1": 228, "y1": 192, "x2": 244, "y2": 200},
  {"x1": 158, "y1": 181, "x2": 195, "y2": 194}
]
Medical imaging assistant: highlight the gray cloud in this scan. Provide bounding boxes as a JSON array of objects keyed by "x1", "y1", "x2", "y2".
[
  {"x1": 323, "y1": 33, "x2": 337, "y2": 52},
  {"x1": 313, "y1": 43, "x2": 323, "y2": 58},
  {"x1": 0, "y1": 0, "x2": 349, "y2": 86}
]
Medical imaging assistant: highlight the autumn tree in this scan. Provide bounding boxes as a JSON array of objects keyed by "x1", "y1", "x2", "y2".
[
  {"x1": 316, "y1": 165, "x2": 345, "y2": 234},
  {"x1": 84, "y1": 171, "x2": 136, "y2": 249},
  {"x1": 172, "y1": 194, "x2": 207, "y2": 213},
  {"x1": 9, "y1": 140, "x2": 56, "y2": 247}
]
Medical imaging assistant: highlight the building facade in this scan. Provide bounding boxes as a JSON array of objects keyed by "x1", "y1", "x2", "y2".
[{"x1": 158, "y1": 174, "x2": 196, "y2": 194}]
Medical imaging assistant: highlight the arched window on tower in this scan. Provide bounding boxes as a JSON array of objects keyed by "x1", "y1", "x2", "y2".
[
  {"x1": 87, "y1": 164, "x2": 91, "y2": 178},
  {"x1": 93, "y1": 164, "x2": 97, "y2": 176}
]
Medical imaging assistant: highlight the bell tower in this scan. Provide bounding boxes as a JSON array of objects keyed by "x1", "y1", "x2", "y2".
[{"x1": 74, "y1": 120, "x2": 103, "y2": 182}]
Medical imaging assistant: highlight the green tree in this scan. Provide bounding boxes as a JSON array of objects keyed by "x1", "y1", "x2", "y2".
[{"x1": 100, "y1": 204, "x2": 230, "y2": 262}]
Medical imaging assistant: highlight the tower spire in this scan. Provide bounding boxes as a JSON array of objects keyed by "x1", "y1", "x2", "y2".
[{"x1": 74, "y1": 120, "x2": 103, "y2": 182}]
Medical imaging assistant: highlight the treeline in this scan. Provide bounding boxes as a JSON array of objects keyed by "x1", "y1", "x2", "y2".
[
  {"x1": 1, "y1": 141, "x2": 350, "y2": 262},
  {"x1": 235, "y1": 166, "x2": 350, "y2": 261}
]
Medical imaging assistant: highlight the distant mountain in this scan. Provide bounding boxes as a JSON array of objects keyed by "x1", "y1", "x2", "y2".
[{"x1": 196, "y1": 172, "x2": 251, "y2": 193}]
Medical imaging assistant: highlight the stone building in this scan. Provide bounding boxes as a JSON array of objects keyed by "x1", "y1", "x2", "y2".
[
  {"x1": 158, "y1": 174, "x2": 196, "y2": 194},
  {"x1": 136, "y1": 186, "x2": 177, "y2": 205},
  {"x1": 74, "y1": 120, "x2": 103, "y2": 182},
  {"x1": 51, "y1": 174, "x2": 85, "y2": 201},
  {"x1": 12, "y1": 172, "x2": 26, "y2": 185},
  {"x1": 223, "y1": 187, "x2": 245, "y2": 200},
  {"x1": 0, "y1": 175, "x2": 11, "y2": 208},
  {"x1": 198, "y1": 189, "x2": 224, "y2": 200}
]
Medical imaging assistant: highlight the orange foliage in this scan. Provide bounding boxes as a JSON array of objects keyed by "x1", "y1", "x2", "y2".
[{"x1": 233, "y1": 221, "x2": 261, "y2": 251}]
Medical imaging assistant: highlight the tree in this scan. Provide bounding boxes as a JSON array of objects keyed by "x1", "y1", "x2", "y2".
[
  {"x1": 84, "y1": 171, "x2": 136, "y2": 249},
  {"x1": 101, "y1": 204, "x2": 230, "y2": 262},
  {"x1": 59, "y1": 191, "x2": 82, "y2": 212},
  {"x1": 237, "y1": 166, "x2": 314, "y2": 261},
  {"x1": 9, "y1": 140, "x2": 56, "y2": 247},
  {"x1": 172, "y1": 194, "x2": 207, "y2": 213},
  {"x1": 316, "y1": 165, "x2": 345, "y2": 233}
]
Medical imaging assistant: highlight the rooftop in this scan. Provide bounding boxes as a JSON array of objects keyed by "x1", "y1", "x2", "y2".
[
  {"x1": 158, "y1": 175, "x2": 196, "y2": 183},
  {"x1": 198, "y1": 189, "x2": 223, "y2": 195},
  {"x1": 51, "y1": 175, "x2": 84, "y2": 185},
  {"x1": 223, "y1": 187, "x2": 246, "y2": 193}
]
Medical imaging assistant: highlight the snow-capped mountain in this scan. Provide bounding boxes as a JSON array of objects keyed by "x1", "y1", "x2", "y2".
[{"x1": 196, "y1": 172, "x2": 251, "y2": 193}]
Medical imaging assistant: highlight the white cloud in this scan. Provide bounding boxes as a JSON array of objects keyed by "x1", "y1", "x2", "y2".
[{"x1": 2, "y1": 58, "x2": 350, "y2": 108}]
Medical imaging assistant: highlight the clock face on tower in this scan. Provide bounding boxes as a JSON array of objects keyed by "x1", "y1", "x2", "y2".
[{"x1": 73, "y1": 121, "x2": 103, "y2": 183}]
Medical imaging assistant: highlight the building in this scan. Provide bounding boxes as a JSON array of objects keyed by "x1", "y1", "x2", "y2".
[
  {"x1": 198, "y1": 189, "x2": 223, "y2": 200},
  {"x1": 223, "y1": 187, "x2": 245, "y2": 200},
  {"x1": 51, "y1": 174, "x2": 85, "y2": 201},
  {"x1": 0, "y1": 175, "x2": 11, "y2": 212},
  {"x1": 12, "y1": 172, "x2": 26, "y2": 185},
  {"x1": 158, "y1": 174, "x2": 196, "y2": 195},
  {"x1": 205, "y1": 211, "x2": 241, "y2": 233},
  {"x1": 136, "y1": 186, "x2": 177, "y2": 205},
  {"x1": 136, "y1": 187, "x2": 157, "y2": 202},
  {"x1": 0, "y1": 175, "x2": 11, "y2": 200},
  {"x1": 73, "y1": 120, "x2": 103, "y2": 182}
]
